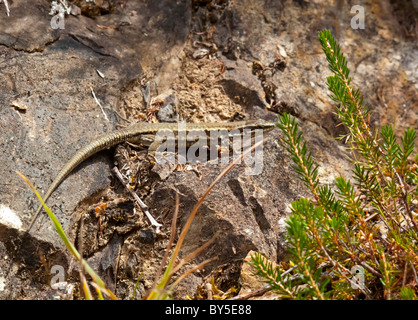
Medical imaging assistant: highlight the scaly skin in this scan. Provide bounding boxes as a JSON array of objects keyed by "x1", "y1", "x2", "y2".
[{"x1": 28, "y1": 119, "x2": 275, "y2": 231}]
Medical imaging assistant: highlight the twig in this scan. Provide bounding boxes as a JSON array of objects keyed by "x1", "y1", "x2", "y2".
[
  {"x1": 111, "y1": 166, "x2": 162, "y2": 232},
  {"x1": 169, "y1": 233, "x2": 218, "y2": 275},
  {"x1": 113, "y1": 110, "x2": 131, "y2": 125},
  {"x1": 59, "y1": 0, "x2": 71, "y2": 14},
  {"x1": 229, "y1": 284, "x2": 271, "y2": 300},
  {"x1": 402, "y1": 261, "x2": 408, "y2": 288},
  {"x1": 90, "y1": 87, "x2": 109, "y2": 122},
  {"x1": 153, "y1": 138, "x2": 267, "y2": 294},
  {"x1": 170, "y1": 138, "x2": 266, "y2": 271},
  {"x1": 396, "y1": 171, "x2": 418, "y2": 230},
  {"x1": 96, "y1": 69, "x2": 105, "y2": 79},
  {"x1": 1, "y1": 0, "x2": 10, "y2": 16},
  {"x1": 364, "y1": 212, "x2": 379, "y2": 222},
  {"x1": 168, "y1": 257, "x2": 218, "y2": 292}
]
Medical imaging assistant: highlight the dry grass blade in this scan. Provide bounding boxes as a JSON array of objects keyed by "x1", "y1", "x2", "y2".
[
  {"x1": 170, "y1": 232, "x2": 219, "y2": 276},
  {"x1": 152, "y1": 193, "x2": 180, "y2": 285},
  {"x1": 169, "y1": 256, "x2": 219, "y2": 292},
  {"x1": 80, "y1": 270, "x2": 93, "y2": 300},
  {"x1": 173, "y1": 138, "x2": 266, "y2": 266}
]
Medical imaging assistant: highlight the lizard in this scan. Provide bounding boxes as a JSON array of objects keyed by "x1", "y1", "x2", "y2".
[{"x1": 27, "y1": 119, "x2": 275, "y2": 231}]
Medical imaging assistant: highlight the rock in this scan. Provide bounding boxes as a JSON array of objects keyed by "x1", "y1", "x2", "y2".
[{"x1": 0, "y1": 0, "x2": 416, "y2": 300}]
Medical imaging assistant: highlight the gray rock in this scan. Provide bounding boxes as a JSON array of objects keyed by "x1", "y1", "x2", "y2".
[{"x1": 0, "y1": 0, "x2": 416, "y2": 299}]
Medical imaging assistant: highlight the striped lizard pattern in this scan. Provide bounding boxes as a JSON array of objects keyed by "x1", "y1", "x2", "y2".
[{"x1": 28, "y1": 119, "x2": 275, "y2": 231}]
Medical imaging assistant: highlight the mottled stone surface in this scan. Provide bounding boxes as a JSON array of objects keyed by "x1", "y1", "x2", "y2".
[{"x1": 0, "y1": 0, "x2": 416, "y2": 299}]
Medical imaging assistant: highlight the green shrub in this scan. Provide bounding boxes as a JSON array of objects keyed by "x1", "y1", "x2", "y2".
[{"x1": 250, "y1": 29, "x2": 418, "y2": 300}]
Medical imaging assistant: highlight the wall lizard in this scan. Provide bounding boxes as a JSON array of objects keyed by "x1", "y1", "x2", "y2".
[{"x1": 27, "y1": 119, "x2": 275, "y2": 231}]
